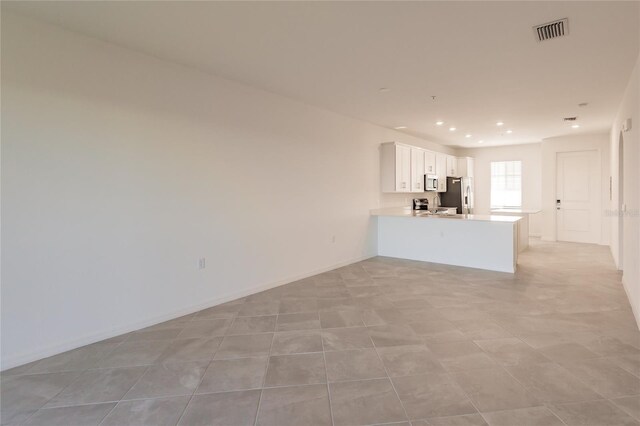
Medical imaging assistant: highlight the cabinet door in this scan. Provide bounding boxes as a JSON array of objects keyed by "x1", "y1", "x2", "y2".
[
  {"x1": 446, "y1": 155, "x2": 458, "y2": 177},
  {"x1": 457, "y1": 157, "x2": 475, "y2": 178},
  {"x1": 395, "y1": 144, "x2": 411, "y2": 192},
  {"x1": 411, "y1": 148, "x2": 425, "y2": 192},
  {"x1": 435, "y1": 153, "x2": 447, "y2": 192},
  {"x1": 424, "y1": 151, "x2": 436, "y2": 174}
]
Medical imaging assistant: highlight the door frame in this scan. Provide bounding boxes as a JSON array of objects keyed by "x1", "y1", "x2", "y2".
[
  {"x1": 555, "y1": 149, "x2": 601, "y2": 244},
  {"x1": 618, "y1": 132, "x2": 624, "y2": 269}
]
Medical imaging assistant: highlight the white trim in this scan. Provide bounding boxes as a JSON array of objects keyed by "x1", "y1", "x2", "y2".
[
  {"x1": 1, "y1": 254, "x2": 373, "y2": 371},
  {"x1": 622, "y1": 274, "x2": 640, "y2": 331}
]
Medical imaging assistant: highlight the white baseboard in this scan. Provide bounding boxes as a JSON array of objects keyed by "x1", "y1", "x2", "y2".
[
  {"x1": 2, "y1": 254, "x2": 374, "y2": 371},
  {"x1": 621, "y1": 275, "x2": 640, "y2": 331}
]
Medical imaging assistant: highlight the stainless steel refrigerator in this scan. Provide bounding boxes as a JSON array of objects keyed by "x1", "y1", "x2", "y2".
[{"x1": 440, "y1": 177, "x2": 474, "y2": 214}]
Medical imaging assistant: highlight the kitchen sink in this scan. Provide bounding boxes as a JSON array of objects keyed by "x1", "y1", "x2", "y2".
[{"x1": 432, "y1": 214, "x2": 463, "y2": 219}]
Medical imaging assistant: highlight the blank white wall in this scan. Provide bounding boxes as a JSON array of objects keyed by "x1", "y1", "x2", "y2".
[
  {"x1": 540, "y1": 133, "x2": 610, "y2": 245},
  {"x1": 0, "y1": 13, "x2": 452, "y2": 369},
  {"x1": 457, "y1": 144, "x2": 542, "y2": 236},
  {"x1": 610, "y1": 55, "x2": 640, "y2": 327}
]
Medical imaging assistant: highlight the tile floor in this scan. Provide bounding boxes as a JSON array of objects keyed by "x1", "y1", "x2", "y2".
[{"x1": 2, "y1": 239, "x2": 640, "y2": 425}]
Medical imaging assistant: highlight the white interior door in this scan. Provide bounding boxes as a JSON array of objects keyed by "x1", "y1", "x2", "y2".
[{"x1": 556, "y1": 150, "x2": 600, "y2": 243}]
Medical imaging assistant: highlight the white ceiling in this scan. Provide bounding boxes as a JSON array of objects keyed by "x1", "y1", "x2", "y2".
[{"x1": 4, "y1": 1, "x2": 639, "y2": 147}]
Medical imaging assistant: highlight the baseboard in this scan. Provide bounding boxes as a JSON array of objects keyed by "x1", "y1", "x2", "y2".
[
  {"x1": 621, "y1": 275, "x2": 640, "y2": 331},
  {"x1": 2, "y1": 254, "x2": 374, "y2": 371}
]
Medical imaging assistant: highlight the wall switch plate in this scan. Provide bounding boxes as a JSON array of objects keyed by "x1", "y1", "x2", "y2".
[
  {"x1": 623, "y1": 118, "x2": 632, "y2": 132},
  {"x1": 198, "y1": 258, "x2": 206, "y2": 269}
]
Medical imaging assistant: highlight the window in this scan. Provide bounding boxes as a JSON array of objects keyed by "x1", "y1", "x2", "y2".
[{"x1": 491, "y1": 160, "x2": 522, "y2": 208}]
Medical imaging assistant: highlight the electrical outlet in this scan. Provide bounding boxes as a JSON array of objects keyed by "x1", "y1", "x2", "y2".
[{"x1": 198, "y1": 258, "x2": 206, "y2": 269}]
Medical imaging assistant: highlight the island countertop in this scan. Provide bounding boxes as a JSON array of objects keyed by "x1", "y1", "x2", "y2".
[{"x1": 370, "y1": 207, "x2": 522, "y2": 223}]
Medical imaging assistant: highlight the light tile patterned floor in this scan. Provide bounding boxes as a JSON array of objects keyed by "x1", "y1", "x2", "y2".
[{"x1": 2, "y1": 239, "x2": 640, "y2": 425}]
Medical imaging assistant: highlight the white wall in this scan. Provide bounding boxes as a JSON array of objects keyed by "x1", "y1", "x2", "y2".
[
  {"x1": 457, "y1": 144, "x2": 542, "y2": 236},
  {"x1": 540, "y1": 133, "x2": 610, "y2": 245},
  {"x1": 610, "y1": 56, "x2": 640, "y2": 327},
  {"x1": 0, "y1": 13, "x2": 453, "y2": 369}
]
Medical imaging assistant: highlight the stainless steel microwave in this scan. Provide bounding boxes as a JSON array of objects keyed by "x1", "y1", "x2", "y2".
[{"x1": 424, "y1": 174, "x2": 438, "y2": 191}]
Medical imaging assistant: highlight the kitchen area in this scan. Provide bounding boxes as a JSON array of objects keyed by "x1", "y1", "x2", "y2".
[{"x1": 374, "y1": 142, "x2": 526, "y2": 273}]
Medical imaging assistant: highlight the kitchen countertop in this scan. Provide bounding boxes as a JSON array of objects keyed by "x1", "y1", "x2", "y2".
[
  {"x1": 490, "y1": 208, "x2": 541, "y2": 214},
  {"x1": 371, "y1": 207, "x2": 522, "y2": 223}
]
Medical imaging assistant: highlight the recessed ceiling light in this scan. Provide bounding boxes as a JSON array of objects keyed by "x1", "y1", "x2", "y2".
[
  {"x1": 478, "y1": 140, "x2": 484, "y2": 144},
  {"x1": 506, "y1": 130, "x2": 513, "y2": 134},
  {"x1": 572, "y1": 124, "x2": 580, "y2": 129},
  {"x1": 393, "y1": 126, "x2": 407, "y2": 130},
  {"x1": 496, "y1": 122, "x2": 504, "y2": 126},
  {"x1": 436, "y1": 121, "x2": 444, "y2": 126},
  {"x1": 465, "y1": 134, "x2": 472, "y2": 138},
  {"x1": 449, "y1": 127, "x2": 456, "y2": 131}
]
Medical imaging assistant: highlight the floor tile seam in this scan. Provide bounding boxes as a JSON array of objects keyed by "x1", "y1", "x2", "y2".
[
  {"x1": 83, "y1": 358, "x2": 207, "y2": 371},
  {"x1": 498, "y1": 360, "x2": 612, "y2": 407},
  {"x1": 21, "y1": 356, "x2": 119, "y2": 416},
  {"x1": 319, "y1": 321, "x2": 336, "y2": 426},
  {"x1": 107, "y1": 363, "x2": 153, "y2": 411},
  {"x1": 173, "y1": 357, "x2": 214, "y2": 426},
  {"x1": 609, "y1": 396, "x2": 640, "y2": 423},
  {"x1": 474, "y1": 405, "x2": 568, "y2": 426},
  {"x1": 253, "y1": 321, "x2": 278, "y2": 426},
  {"x1": 40, "y1": 393, "x2": 198, "y2": 411},
  {"x1": 20, "y1": 338, "x2": 128, "y2": 377},
  {"x1": 437, "y1": 368, "x2": 485, "y2": 420},
  {"x1": 369, "y1": 335, "x2": 410, "y2": 423},
  {"x1": 472, "y1": 335, "x2": 558, "y2": 366},
  {"x1": 606, "y1": 391, "x2": 640, "y2": 399},
  {"x1": 551, "y1": 358, "x2": 639, "y2": 400},
  {"x1": 543, "y1": 397, "x2": 621, "y2": 425},
  {"x1": 53, "y1": 363, "x2": 151, "y2": 426}
]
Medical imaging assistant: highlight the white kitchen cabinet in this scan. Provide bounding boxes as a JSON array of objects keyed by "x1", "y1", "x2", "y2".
[
  {"x1": 424, "y1": 151, "x2": 436, "y2": 174},
  {"x1": 457, "y1": 156, "x2": 474, "y2": 178},
  {"x1": 435, "y1": 153, "x2": 447, "y2": 192},
  {"x1": 410, "y1": 147, "x2": 425, "y2": 192},
  {"x1": 446, "y1": 155, "x2": 458, "y2": 177},
  {"x1": 380, "y1": 142, "x2": 412, "y2": 192}
]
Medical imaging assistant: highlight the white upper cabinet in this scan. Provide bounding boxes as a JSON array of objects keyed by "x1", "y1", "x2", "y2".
[
  {"x1": 424, "y1": 151, "x2": 436, "y2": 174},
  {"x1": 446, "y1": 155, "x2": 458, "y2": 177},
  {"x1": 381, "y1": 142, "x2": 412, "y2": 192},
  {"x1": 435, "y1": 153, "x2": 447, "y2": 192},
  {"x1": 396, "y1": 144, "x2": 412, "y2": 192},
  {"x1": 381, "y1": 143, "x2": 472, "y2": 193},
  {"x1": 410, "y1": 147, "x2": 425, "y2": 192},
  {"x1": 457, "y1": 156, "x2": 474, "y2": 178}
]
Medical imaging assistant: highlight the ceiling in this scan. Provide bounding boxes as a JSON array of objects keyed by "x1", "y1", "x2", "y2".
[{"x1": 4, "y1": 1, "x2": 639, "y2": 147}]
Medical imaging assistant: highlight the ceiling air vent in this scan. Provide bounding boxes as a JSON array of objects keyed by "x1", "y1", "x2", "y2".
[
  {"x1": 563, "y1": 117, "x2": 578, "y2": 121},
  {"x1": 534, "y1": 18, "x2": 568, "y2": 42}
]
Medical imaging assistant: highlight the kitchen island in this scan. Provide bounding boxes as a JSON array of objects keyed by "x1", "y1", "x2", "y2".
[
  {"x1": 371, "y1": 207, "x2": 522, "y2": 273},
  {"x1": 490, "y1": 208, "x2": 541, "y2": 252}
]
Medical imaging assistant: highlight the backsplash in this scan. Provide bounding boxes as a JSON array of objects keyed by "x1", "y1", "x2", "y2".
[{"x1": 379, "y1": 191, "x2": 438, "y2": 209}]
